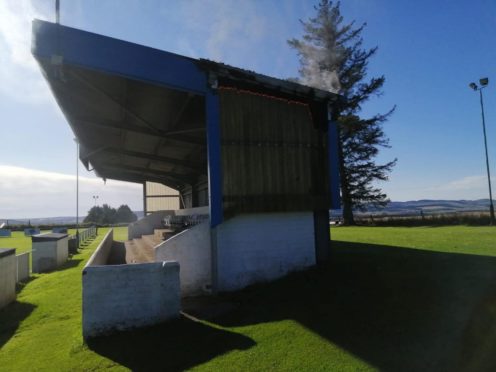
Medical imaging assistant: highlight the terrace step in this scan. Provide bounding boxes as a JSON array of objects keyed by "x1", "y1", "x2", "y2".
[
  {"x1": 142, "y1": 234, "x2": 162, "y2": 248},
  {"x1": 154, "y1": 228, "x2": 175, "y2": 241},
  {"x1": 124, "y1": 238, "x2": 155, "y2": 264}
]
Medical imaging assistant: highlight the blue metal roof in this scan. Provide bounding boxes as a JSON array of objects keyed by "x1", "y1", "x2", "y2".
[
  {"x1": 31, "y1": 19, "x2": 341, "y2": 209},
  {"x1": 32, "y1": 20, "x2": 207, "y2": 95}
]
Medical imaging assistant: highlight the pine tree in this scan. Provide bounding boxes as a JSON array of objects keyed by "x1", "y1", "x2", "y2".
[
  {"x1": 115, "y1": 205, "x2": 138, "y2": 223},
  {"x1": 288, "y1": 0, "x2": 396, "y2": 224}
]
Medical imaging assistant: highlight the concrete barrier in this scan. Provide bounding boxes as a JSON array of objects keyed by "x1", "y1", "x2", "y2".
[
  {"x1": 31, "y1": 233, "x2": 69, "y2": 273},
  {"x1": 86, "y1": 229, "x2": 113, "y2": 266},
  {"x1": 0, "y1": 248, "x2": 16, "y2": 309},
  {"x1": 82, "y1": 229, "x2": 180, "y2": 339},
  {"x1": 155, "y1": 221, "x2": 211, "y2": 297},
  {"x1": 16, "y1": 252, "x2": 30, "y2": 283}
]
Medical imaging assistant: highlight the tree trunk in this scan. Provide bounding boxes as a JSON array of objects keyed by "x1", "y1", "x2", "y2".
[{"x1": 337, "y1": 135, "x2": 356, "y2": 225}]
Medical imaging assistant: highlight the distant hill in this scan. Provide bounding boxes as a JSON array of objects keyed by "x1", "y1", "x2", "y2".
[
  {"x1": 0, "y1": 211, "x2": 145, "y2": 226},
  {"x1": 2, "y1": 202, "x2": 493, "y2": 224},
  {"x1": 332, "y1": 199, "x2": 494, "y2": 216},
  {"x1": 0, "y1": 216, "x2": 81, "y2": 225}
]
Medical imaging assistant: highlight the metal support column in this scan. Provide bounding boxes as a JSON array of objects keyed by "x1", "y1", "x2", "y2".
[
  {"x1": 206, "y1": 82, "x2": 223, "y2": 293},
  {"x1": 206, "y1": 86, "x2": 223, "y2": 227}
]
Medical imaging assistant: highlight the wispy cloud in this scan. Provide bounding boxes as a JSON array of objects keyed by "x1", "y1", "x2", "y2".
[
  {"x1": 0, "y1": 165, "x2": 142, "y2": 218},
  {"x1": 205, "y1": 2, "x2": 267, "y2": 62},
  {"x1": 0, "y1": 0, "x2": 51, "y2": 104},
  {"x1": 440, "y1": 175, "x2": 489, "y2": 192},
  {"x1": 173, "y1": 0, "x2": 270, "y2": 68}
]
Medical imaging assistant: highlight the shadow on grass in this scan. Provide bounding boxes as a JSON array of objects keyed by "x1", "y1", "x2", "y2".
[
  {"x1": 78, "y1": 240, "x2": 96, "y2": 249},
  {"x1": 0, "y1": 301, "x2": 36, "y2": 349},
  {"x1": 42, "y1": 258, "x2": 84, "y2": 272},
  {"x1": 87, "y1": 315, "x2": 255, "y2": 372},
  {"x1": 15, "y1": 275, "x2": 37, "y2": 292},
  {"x1": 184, "y1": 241, "x2": 496, "y2": 372}
]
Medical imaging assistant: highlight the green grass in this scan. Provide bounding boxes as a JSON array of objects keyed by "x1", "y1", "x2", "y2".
[
  {"x1": 111, "y1": 226, "x2": 129, "y2": 242},
  {"x1": 0, "y1": 227, "x2": 129, "y2": 255},
  {"x1": 1, "y1": 226, "x2": 496, "y2": 371},
  {"x1": 0, "y1": 231, "x2": 50, "y2": 255},
  {"x1": 332, "y1": 225, "x2": 496, "y2": 257}
]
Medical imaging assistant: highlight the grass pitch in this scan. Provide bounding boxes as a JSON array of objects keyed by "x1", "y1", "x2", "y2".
[
  {"x1": 1, "y1": 226, "x2": 496, "y2": 371},
  {"x1": 0, "y1": 227, "x2": 129, "y2": 255},
  {"x1": 0, "y1": 230, "x2": 49, "y2": 255}
]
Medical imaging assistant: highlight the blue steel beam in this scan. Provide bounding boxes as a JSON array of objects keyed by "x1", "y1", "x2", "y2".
[
  {"x1": 32, "y1": 20, "x2": 206, "y2": 95},
  {"x1": 206, "y1": 87, "x2": 223, "y2": 227}
]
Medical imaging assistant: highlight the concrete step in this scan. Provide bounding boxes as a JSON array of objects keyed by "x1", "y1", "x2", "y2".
[
  {"x1": 124, "y1": 238, "x2": 155, "y2": 264},
  {"x1": 154, "y1": 228, "x2": 175, "y2": 241},
  {"x1": 142, "y1": 234, "x2": 162, "y2": 248}
]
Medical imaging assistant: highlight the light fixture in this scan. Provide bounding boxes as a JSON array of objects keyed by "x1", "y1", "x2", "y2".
[{"x1": 469, "y1": 78, "x2": 495, "y2": 224}]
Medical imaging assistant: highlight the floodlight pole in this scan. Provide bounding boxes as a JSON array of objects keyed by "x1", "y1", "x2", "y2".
[
  {"x1": 478, "y1": 87, "x2": 496, "y2": 224},
  {"x1": 75, "y1": 138, "x2": 80, "y2": 247},
  {"x1": 471, "y1": 79, "x2": 495, "y2": 225},
  {"x1": 55, "y1": 0, "x2": 60, "y2": 24}
]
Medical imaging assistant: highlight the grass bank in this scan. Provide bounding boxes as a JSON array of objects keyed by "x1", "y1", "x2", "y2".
[{"x1": 1, "y1": 226, "x2": 495, "y2": 371}]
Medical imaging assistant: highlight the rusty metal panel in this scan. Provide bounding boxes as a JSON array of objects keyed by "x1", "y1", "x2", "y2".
[{"x1": 219, "y1": 88, "x2": 329, "y2": 215}]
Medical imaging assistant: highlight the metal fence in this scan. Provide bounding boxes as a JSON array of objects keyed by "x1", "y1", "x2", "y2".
[{"x1": 74, "y1": 226, "x2": 97, "y2": 247}]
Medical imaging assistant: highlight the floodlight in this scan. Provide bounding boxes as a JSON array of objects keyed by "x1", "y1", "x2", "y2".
[{"x1": 469, "y1": 78, "x2": 496, "y2": 224}]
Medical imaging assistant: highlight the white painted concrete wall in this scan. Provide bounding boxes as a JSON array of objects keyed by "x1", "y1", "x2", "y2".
[
  {"x1": 86, "y1": 229, "x2": 113, "y2": 266},
  {"x1": 0, "y1": 251, "x2": 16, "y2": 309},
  {"x1": 155, "y1": 221, "x2": 211, "y2": 297},
  {"x1": 82, "y1": 261, "x2": 180, "y2": 339},
  {"x1": 32, "y1": 237, "x2": 69, "y2": 273},
  {"x1": 16, "y1": 252, "x2": 30, "y2": 283},
  {"x1": 129, "y1": 207, "x2": 210, "y2": 240},
  {"x1": 128, "y1": 210, "x2": 173, "y2": 240},
  {"x1": 215, "y1": 212, "x2": 316, "y2": 292}
]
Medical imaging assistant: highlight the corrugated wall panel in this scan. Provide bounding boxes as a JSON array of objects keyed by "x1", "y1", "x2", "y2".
[
  {"x1": 145, "y1": 182, "x2": 180, "y2": 214},
  {"x1": 219, "y1": 88, "x2": 329, "y2": 215}
]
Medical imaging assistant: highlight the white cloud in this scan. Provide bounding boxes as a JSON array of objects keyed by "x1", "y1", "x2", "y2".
[
  {"x1": 0, "y1": 0, "x2": 52, "y2": 104},
  {"x1": 440, "y1": 175, "x2": 489, "y2": 192},
  {"x1": 0, "y1": 165, "x2": 143, "y2": 218}
]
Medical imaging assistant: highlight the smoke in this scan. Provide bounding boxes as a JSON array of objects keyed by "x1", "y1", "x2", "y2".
[{"x1": 299, "y1": 43, "x2": 342, "y2": 94}]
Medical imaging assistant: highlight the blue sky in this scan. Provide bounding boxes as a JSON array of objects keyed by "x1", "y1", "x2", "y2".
[{"x1": 1, "y1": 0, "x2": 495, "y2": 218}]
